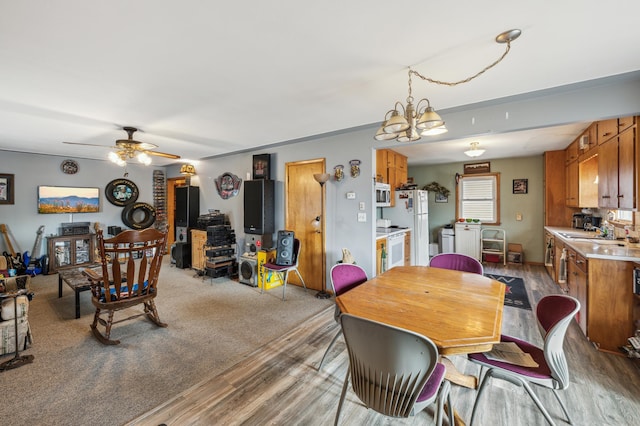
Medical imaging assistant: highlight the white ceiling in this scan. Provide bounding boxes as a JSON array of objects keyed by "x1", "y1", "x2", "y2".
[{"x1": 1, "y1": 1, "x2": 640, "y2": 166}]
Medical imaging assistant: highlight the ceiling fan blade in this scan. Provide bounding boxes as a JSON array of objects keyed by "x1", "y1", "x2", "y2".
[
  {"x1": 63, "y1": 141, "x2": 116, "y2": 149},
  {"x1": 115, "y1": 140, "x2": 158, "y2": 150},
  {"x1": 145, "y1": 150, "x2": 181, "y2": 159}
]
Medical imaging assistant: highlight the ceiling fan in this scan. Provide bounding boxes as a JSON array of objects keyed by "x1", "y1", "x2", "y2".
[{"x1": 64, "y1": 126, "x2": 181, "y2": 166}]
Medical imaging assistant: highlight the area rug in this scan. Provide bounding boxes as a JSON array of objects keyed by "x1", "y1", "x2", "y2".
[{"x1": 484, "y1": 273, "x2": 532, "y2": 310}]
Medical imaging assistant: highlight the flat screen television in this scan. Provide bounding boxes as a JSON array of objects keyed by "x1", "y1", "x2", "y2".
[{"x1": 37, "y1": 186, "x2": 100, "y2": 214}]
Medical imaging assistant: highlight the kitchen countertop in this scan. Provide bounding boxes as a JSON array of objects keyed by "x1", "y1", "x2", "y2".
[
  {"x1": 545, "y1": 226, "x2": 640, "y2": 262},
  {"x1": 376, "y1": 227, "x2": 410, "y2": 240}
]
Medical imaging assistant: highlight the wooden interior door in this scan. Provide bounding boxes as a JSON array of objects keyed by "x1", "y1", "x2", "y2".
[
  {"x1": 166, "y1": 177, "x2": 187, "y2": 252},
  {"x1": 285, "y1": 159, "x2": 326, "y2": 293}
]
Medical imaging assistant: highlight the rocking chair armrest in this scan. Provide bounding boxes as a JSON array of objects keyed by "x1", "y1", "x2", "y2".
[{"x1": 82, "y1": 268, "x2": 102, "y2": 283}]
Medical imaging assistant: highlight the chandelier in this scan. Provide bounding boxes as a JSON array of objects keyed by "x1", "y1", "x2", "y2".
[
  {"x1": 108, "y1": 150, "x2": 152, "y2": 166},
  {"x1": 374, "y1": 29, "x2": 521, "y2": 142},
  {"x1": 464, "y1": 142, "x2": 486, "y2": 157}
]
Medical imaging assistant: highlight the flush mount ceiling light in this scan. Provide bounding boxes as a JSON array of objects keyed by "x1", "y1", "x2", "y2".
[
  {"x1": 374, "y1": 29, "x2": 521, "y2": 143},
  {"x1": 464, "y1": 142, "x2": 486, "y2": 157}
]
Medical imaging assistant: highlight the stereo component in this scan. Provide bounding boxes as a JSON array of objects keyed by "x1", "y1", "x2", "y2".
[{"x1": 275, "y1": 230, "x2": 295, "y2": 265}]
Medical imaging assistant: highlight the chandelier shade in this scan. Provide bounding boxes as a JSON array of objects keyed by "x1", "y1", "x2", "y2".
[{"x1": 464, "y1": 142, "x2": 486, "y2": 157}]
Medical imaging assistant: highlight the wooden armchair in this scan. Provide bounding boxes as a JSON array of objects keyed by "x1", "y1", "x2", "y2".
[{"x1": 84, "y1": 228, "x2": 168, "y2": 345}]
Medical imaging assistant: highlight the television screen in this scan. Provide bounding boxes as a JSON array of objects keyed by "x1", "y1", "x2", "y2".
[{"x1": 37, "y1": 186, "x2": 100, "y2": 214}]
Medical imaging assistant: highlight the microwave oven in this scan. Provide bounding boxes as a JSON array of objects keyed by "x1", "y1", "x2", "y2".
[{"x1": 375, "y1": 182, "x2": 391, "y2": 207}]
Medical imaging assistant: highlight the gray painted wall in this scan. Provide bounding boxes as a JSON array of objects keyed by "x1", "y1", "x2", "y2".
[{"x1": 2, "y1": 72, "x2": 640, "y2": 282}]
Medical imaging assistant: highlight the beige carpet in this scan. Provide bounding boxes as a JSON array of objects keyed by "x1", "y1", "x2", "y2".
[{"x1": 0, "y1": 259, "x2": 333, "y2": 426}]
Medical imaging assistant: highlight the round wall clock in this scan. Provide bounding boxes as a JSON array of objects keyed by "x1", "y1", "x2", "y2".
[
  {"x1": 105, "y1": 178, "x2": 139, "y2": 206},
  {"x1": 61, "y1": 159, "x2": 79, "y2": 175}
]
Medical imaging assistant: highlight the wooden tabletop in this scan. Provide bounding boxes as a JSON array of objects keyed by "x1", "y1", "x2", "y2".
[{"x1": 336, "y1": 266, "x2": 506, "y2": 356}]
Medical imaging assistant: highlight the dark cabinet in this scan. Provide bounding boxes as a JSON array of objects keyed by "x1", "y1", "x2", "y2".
[{"x1": 46, "y1": 234, "x2": 95, "y2": 274}]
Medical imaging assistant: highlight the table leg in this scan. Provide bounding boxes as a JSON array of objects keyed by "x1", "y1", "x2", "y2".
[
  {"x1": 58, "y1": 274, "x2": 62, "y2": 298},
  {"x1": 441, "y1": 356, "x2": 478, "y2": 389},
  {"x1": 75, "y1": 289, "x2": 81, "y2": 319}
]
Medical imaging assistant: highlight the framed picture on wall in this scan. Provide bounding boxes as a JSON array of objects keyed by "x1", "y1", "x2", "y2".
[
  {"x1": 435, "y1": 193, "x2": 448, "y2": 203},
  {"x1": 252, "y1": 154, "x2": 271, "y2": 180},
  {"x1": 513, "y1": 178, "x2": 528, "y2": 194},
  {"x1": 0, "y1": 173, "x2": 14, "y2": 205}
]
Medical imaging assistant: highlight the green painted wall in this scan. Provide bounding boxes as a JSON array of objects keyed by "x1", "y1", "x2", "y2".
[{"x1": 408, "y1": 155, "x2": 545, "y2": 264}]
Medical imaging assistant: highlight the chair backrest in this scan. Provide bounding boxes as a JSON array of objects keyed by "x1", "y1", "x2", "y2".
[
  {"x1": 340, "y1": 313, "x2": 439, "y2": 418},
  {"x1": 95, "y1": 228, "x2": 167, "y2": 302},
  {"x1": 429, "y1": 253, "x2": 484, "y2": 274},
  {"x1": 536, "y1": 295, "x2": 580, "y2": 389},
  {"x1": 330, "y1": 263, "x2": 368, "y2": 296}
]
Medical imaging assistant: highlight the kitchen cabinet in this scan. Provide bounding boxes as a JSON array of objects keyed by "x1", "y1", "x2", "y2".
[
  {"x1": 543, "y1": 151, "x2": 570, "y2": 227},
  {"x1": 481, "y1": 228, "x2": 506, "y2": 265},
  {"x1": 191, "y1": 229, "x2": 207, "y2": 271},
  {"x1": 578, "y1": 154, "x2": 599, "y2": 207},
  {"x1": 565, "y1": 139, "x2": 579, "y2": 165},
  {"x1": 376, "y1": 149, "x2": 408, "y2": 207},
  {"x1": 375, "y1": 238, "x2": 386, "y2": 276},
  {"x1": 553, "y1": 238, "x2": 565, "y2": 290},
  {"x1": 46, "y1": 234, "x2": 95, "y2": 274},
  {"x1": 565, "y1": 159, "x2": 579, "y2": 207},
  {"x1": 566, "y1": 247, "x2": 588, "y2": 335},
  {"x1": 597, "y1": 118, "x2": 618, "y2": 144},
  {"x1": 404, "y1": 231, "x2": 411, "y2": 266},
  {"x1": 598, "y1": 125, "x2": 637, "y2": 209},
  {"x1": 544, "y1": 231, "x2": 555, "y2": 279}
]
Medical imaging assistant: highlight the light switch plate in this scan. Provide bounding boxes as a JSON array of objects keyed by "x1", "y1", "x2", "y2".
[
  {"x1": 516, "y1": 212, "x2": 523, "y2": 221},
  {"x1": 359, "y1": 201, "x2": 365, "y2": 210},
  {"x1": 357, "y1": 212, "x2": 366, "y2": 222}
]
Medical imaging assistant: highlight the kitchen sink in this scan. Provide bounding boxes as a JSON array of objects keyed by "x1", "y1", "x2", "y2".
[{"x1": 557, "y1": 232, "x2": 625, "y2": 245}]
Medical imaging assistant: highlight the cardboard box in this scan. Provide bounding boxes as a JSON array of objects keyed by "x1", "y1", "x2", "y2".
[
  {"x1": 508, "y1": 243, "x2": 524, "y2": 264},
  {"x1": 257, "y1": 250, "x2": 284, "y2": 290}
]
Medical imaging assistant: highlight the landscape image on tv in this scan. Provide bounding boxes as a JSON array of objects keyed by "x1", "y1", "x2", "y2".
[{"x1": 38, "y1": 186, "x2": 100, "y2": 214}]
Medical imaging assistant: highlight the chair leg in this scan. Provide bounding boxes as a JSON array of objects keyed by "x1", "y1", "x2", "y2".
[
  {"x1": 552, "y1": 389, "x2": 573, "y2": 425},
  {"x1": 334, "y1": 369, "x2": 351, "y2": 426},
  {"x1": 293, "y1": 268, "x2": 307, "y2": 291},
  {"x1": 282, "y1": 271, "x2": 290, "y2": 301},
  {"x1": 90, "y1": 308, "x2": 120, "y2": 345},
  {"x1": 470, "y1": 367, "x2": 492, "y2": 425},
  {"x1": 435, "y1": 379, "x2": 451, "y2": 426},
  {"x1": 521, "y1": 381, "x2": 557, "y2": 426},
  {"x1": 318, "y1": 329, "x2": 342, "y2": 371},
  {"x1": 144, "y1": 300, "x2": 168, "y2": 327}
]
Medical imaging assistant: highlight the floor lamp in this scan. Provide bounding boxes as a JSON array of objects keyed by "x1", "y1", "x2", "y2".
[{"x1": 313, "y1": 173, "x2": 331, "y2": 299}]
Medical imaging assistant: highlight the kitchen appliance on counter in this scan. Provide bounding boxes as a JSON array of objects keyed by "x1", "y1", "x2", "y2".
[
  {"x1": 376, "y1": 218, "x2": 392, "y2": 228},
  {"x1": 572, "y1": 213, "x2": 585, "y2": 229},
  {"x1": 375, "y1": 182, "x2": 391, "y2": 207},
  {"x1": 383, "y1": 189, "x2": 429, "y2": 265},
  {"x1": 583, "y1": 215, "x2": 602, "y2": 230}
]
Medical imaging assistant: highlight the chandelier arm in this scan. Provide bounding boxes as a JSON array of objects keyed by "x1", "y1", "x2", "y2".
[{"x1": 410, "y1": 42, "x2": 512, "y2": 87}]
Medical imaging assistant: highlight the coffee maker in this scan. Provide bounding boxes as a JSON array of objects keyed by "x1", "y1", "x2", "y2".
[{"x1": 572, "y1": 213, "x2": 585, "y2": 229}]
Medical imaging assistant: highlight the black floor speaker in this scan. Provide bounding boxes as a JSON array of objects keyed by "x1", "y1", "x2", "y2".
[
  {"x1": 172, "y1": 242, "x2": 191, "y2": 269},
  {"x1": 275, "y1": 230, "x2": 295, "y2": 265}
]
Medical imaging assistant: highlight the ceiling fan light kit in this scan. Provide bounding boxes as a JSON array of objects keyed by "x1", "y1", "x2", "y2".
[
  {"x1": 64, "y1": 126, "x2": 180, "y2": 166},
  {"x1": 374, "y1": 29, "x2": 521, "y2": 143}
]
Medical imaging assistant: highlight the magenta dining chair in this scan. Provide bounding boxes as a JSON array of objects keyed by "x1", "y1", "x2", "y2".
[
  {"x1": 429, "y1": 252, "x2": 484, "y2": 275},
  {"x1": 317, "y1": 263, "x2": 368, "y2": 371},
  {"x1": 467, "y1": 294, "x2": 580, "y2": 425}
]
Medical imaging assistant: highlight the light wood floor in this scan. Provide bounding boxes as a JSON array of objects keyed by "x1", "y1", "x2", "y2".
[{"x1": 127, "y1": 264, "x2": 640, "y2": 426}]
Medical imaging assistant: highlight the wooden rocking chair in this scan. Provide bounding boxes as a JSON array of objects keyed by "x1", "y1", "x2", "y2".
[{"x1": 84, "y1": 228, "x2": 168, "y2": 345}]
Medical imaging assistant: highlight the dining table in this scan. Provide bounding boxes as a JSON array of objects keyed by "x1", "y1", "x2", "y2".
[
  {"x1": 335, "y1": 265, "x2": 506, "y2": 426},
  {"x1": 335, "y1": 265, "x2": 506, "y2": 356}
]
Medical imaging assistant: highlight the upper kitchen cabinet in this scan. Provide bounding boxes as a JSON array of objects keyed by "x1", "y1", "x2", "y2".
[
  {"x1": 565, "y1": 139, "x2": 579, "y2": 165},
  {"x1": 597, "y1": 118, "x2": 618, "y2": 144},
  {"x1": 598, "y1": 119, "x2": 637, "y2": 209},
  {"x1": 376, "y1": 149, "x2": 408, "y2": 207},
  {"x1": 565, "y1": 139, "x2": 579, "y2": 207}
]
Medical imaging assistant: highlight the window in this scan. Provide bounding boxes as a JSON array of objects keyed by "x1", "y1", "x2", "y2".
[{"x1": 456, "y1": 173, "x2": 500, "y2": 225}]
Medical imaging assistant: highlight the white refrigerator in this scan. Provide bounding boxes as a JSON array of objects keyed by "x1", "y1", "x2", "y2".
[{"x1": 384, "y1": 190, "x2": 429, "y2": 266}]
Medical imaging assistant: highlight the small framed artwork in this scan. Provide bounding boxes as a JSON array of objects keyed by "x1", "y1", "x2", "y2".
[
  {"x1": 252, "y1": 154, "x2": 271, "y2": 180},
  {"x1": 0, "y1": 173, "x2": 15, "y2": 205},
  {"x1": 464, "y1": 161, "x2": 491, "y2": 174},
  {"x1": 435, "y1": 193, "x2": 448, "y2": 203},
  {"x1": 513, "y1": 178, "x2": 528, "y2": 194}
]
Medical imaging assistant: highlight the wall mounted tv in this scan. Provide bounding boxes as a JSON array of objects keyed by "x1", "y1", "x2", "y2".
[{"x1": 37, "y1": 186, "x2": 100, "y2": 214}]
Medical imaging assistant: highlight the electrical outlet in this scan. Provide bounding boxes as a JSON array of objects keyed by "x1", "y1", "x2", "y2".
[
  {"x1": 346, "y1": 191, "x2": 356, "y2": 199},
  {"x1": 357, "y1": 212, "x2": 366, "y2": 222},
  {"x1": 359, "y1": 201, "x2": 365, "y2": 210},
  {"x1": 516, "y1": 212, "x2": 523, "y2": 221}
]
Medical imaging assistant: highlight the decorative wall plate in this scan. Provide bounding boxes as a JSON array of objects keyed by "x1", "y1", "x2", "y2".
[
  {"x1": 105, "y1": 178, "x2": 139, "y2": 206},
  {"x1": 215, "y1": 172, "x2": 242, "y2": 199},
  {"x1": 61, "y1": 159, "x2": 79, "y2": 175}
]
